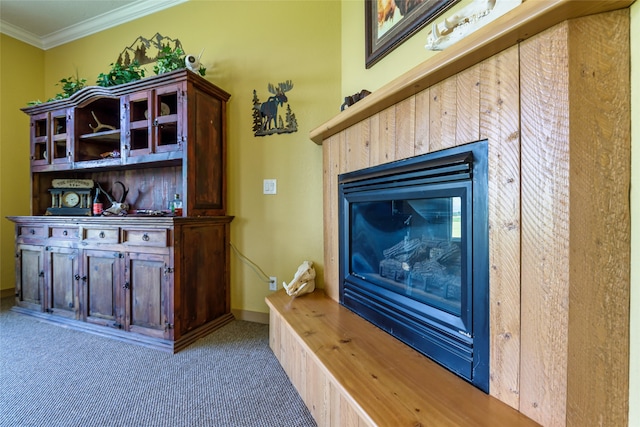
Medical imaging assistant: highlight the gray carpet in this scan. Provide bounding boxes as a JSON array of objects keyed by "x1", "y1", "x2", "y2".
[{"x1": 0, "y1": 298, "x2": 316, "y2": 427}]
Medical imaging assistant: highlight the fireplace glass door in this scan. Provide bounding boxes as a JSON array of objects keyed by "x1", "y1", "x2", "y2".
[
  {"x1": 339, "y1": 141, "x2": 489, "y2": 392},
  {"x1": 351, "y1": 194, "x2": 466, "y2": 317}
]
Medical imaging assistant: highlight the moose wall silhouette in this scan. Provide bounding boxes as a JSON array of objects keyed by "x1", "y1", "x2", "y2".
[{"x1": 252, "y1": 80, "x2": 298, "y2": 137}]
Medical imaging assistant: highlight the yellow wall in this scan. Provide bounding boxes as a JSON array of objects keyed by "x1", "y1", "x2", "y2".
[
  {"x1": 0, "y1": 34, "x2": 44, "y2": 293},
  {"x1": 0, "y1": 1, "x2": 341, "y2": 315}
]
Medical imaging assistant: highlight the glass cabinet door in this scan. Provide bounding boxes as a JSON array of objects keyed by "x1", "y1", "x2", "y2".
[
  {"x1": 124, "y1": 91, "x2": 152, "y2": 158},
  {"x1": 50, "y1": 108, "x2": 73, "y2": 164},
  {"x1": 153, "y1": 83, "x2": 183, "y2": 153},
  {"x1": 30, "y1": 112, "x2": 49, "y2": 167},
  {"x1": 124, "y1": 83, "x2": 184, "y2": 161}
]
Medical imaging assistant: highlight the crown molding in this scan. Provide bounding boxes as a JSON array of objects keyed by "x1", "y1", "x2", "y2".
[
  {"x1": 0, "y1": 19, "x2": 44, "y2": 49},
  {"x1": 1, "y1": 0, "x2": 188, "y2": 50}
]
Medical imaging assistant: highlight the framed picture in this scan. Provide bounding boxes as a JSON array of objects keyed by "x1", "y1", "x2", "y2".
[{"x1": 365, "y1": 0, "x2": 458, "y2": 68}]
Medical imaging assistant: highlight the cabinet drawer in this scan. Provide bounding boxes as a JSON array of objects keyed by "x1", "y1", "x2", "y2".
[
  {"x1": 82, "y1": 227, "x2": 120, "y2": 243},
  {"x1": 122, "y1": 228, "x2": 169, "y2": 247},
  {"x1": 18, "y1": 225, "x2": 47, "y2": 239},
  {"x1": 50, "y1": 226, "x2": 79, "y2": 239}
]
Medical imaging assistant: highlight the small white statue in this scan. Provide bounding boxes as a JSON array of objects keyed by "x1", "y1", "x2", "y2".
[
  {"x1": 283, "y1": 260, "x2": 316, "y2": 297},
  {"x1": 425, "y1": 0, "x2": 521, "y2": 51}
]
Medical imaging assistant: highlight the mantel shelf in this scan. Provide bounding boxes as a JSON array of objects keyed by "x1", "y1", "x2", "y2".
[{"x1": 309, "y1": 0, "x2": 633, "y2": 144}]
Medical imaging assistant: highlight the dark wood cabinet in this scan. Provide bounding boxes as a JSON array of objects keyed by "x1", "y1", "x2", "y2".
[
  {"x1": 9, "y1": 70, "x2": 233, "y2": 352},
  {"x1": 15, "y1": 243, "x2": 45, "y2": 311}
]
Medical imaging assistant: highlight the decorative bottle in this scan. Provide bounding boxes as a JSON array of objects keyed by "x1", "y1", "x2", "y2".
[
  {"x1": 169, "y1": 193, "x2": 183, "y2": 216},
  {"x1": 92, "y1": 189, "x2": 103, "y2": 216}
]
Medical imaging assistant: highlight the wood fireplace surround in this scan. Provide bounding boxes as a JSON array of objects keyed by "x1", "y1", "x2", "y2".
[{"x1": 267, "y1": 1, "x2": 631, "y2": 426}]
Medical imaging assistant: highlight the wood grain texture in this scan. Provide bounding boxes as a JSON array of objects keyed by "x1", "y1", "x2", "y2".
[
  {"x1": 267, "y1": 290, "x2": 540, "y2": 427},
  {"x1": 394, "y1": 97, "x2": 415, "y2": 161},
  {"x1": 520, "y1": 22, "x2": 571, "y2": 426},
  {"x1": 564, "y1": 10, "x2": 630, "y2": 427},
  {"x1": 344, "y1": 120, "x2": 370, "y2": 173},
  {"x1": 456, "y1": 64, "x2": 481, "y2": 146},
  {"x1": 479, "y1": 45, "x2": 522, "y2": 409},
  {"x1": 369, "y1": 106, "x2": 396, "y2": 165},
  {"x1": 414, "y1": 89, "x2": 431, "y2": 155},
  {"x1": 322, "y1": 135, "x2": 341, "y2": 302}
]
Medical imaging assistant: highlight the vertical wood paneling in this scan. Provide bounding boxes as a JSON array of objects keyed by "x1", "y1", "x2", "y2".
[
  {"x1": 394, "y1": 96, "x2": 415, "y2": 160},
  {"x1": 520, "y1": 23, "x2": 571, "y2": 426},
  {"x1": 323, "y1": 134, "x2": 341, "y2": 301},
  {"x1": 370, "y1": 106, "x2": 396, "y2": 165},
  {"x1": 456, "y1": 64, "x2": 481, "y2": 145},
  {"x1": 269, "y1": 309, "x2": 281, "y2": 357},
  {"x1": 311, "y1": 12, "x2": 630, "y2": 427},
  {"x1": 414, "y1": 89, "x2": 431, "y2": 155},
  {"x1": 430, "y1": 76, "x2": 458, "y2": 151},
  {"x1": 345, "y1": 120, "x2": 370, "y2": 173},
  {"x1": 305, "y1": 352, "x2": 322, "y2": 423},
  {"x1": 329, "y1": 381, "x2": 342, "y2": 427},
  {"x1": 479, "y1": 45, "x2": 522, "y2": 409},
  {"x1": 565, "y1": 11, "x2": 630, "y2": 427}
]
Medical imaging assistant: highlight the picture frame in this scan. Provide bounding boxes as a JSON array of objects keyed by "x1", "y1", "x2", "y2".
[{"x1": 365, "y1": 0, "x2": 458, "y2": 68}]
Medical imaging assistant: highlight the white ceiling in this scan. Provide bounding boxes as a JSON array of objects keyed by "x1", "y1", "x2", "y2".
[{"x1": 0, "y1": 0, "x2": 187, "y2": 50}]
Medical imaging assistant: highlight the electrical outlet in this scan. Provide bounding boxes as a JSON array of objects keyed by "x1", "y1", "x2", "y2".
[{"x1": 269, "y1": 276, "x2": 277, "y2": 291}]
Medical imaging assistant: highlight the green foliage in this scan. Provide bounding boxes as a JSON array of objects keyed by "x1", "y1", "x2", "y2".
[
  {"x1": 27, "y1": 74, "x2": 87, "y2": 105},
  {"x1": 96, "y1": 61, "x2": 146, "y2": 87},
  {"x1": 154, "y1": 46, "x2": 185, "y2": 75},
  {"x1": 154, "y1": 46, "x2": 206, "y2": 76},
  {"x1": 56, "y1": 75, "x2": 87, "y2": 98},
  {"x1": 26, "y1": 45, "x2": 208, "y2": 106}
]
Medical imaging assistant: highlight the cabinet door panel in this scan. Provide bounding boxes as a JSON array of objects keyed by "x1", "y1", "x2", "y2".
[
  {"x1": 125, "y1": 252, "x2": 171, "y2": 339},
  {"x1": 83, "y1": 249, "x2": 122, "y2": 328},
  {"x1": 154, "y1": 83, "x2": 183, "y2": 153},
  {"x1": 30, "y1": 112, "x2": 49, "y2": 167},
  {"x1": 189, "y1": 88, "x2": 224, "y2": 215},
  {"x1": 47, "y1": 247, "x2": 79, "y2": 319},
  {"x1": 16, "y1": 245, "x2": 44, "y2": 311}
]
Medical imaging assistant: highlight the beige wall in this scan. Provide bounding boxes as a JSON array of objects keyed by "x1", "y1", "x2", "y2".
[{"x1": 0, "y1": 1, "x2": 341, "y2": 315}]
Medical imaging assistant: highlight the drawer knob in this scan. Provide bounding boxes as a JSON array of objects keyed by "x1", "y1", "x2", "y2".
[
  {"x1": 30, "y1": 229, "x2": 35, "y2": 235},
  {"x1": 63, "y1": 230, "x2": 68, "y2": 236},
  {"x1": 99, "y1": 231, "x2": 105, "y2": 238},
  {"x1": 142, "y1": 233, "x2": 150, "y2": 241}
]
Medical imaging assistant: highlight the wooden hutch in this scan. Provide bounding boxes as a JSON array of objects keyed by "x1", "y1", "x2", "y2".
[{"x1": 8, "y1": 69, "x2": 233, "y2": 352}]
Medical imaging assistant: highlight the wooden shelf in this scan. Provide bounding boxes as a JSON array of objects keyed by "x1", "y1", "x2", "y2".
[
  {"x1": 79, "y1": 129, "x2": 120, "y2": 141},
  {"x1": 309, "y1": 0, "x2": 633, "y2": 144}
]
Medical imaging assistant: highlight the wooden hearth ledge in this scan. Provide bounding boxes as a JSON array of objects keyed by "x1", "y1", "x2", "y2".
[{"x1": 267, "y1": 289, "x2": 539, "y2": 426}]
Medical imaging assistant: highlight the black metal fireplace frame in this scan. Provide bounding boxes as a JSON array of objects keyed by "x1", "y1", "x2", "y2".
[{"x1": 338, "y1": 140, "x2": 489, "y2": 392}]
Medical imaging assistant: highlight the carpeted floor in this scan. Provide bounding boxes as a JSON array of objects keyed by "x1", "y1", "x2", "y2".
[{"x1": 0, "y1": 298, "x2": 316, "y2": 427}]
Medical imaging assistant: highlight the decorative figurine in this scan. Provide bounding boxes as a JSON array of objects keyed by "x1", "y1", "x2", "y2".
[
  {"x1": 341, "y1": 89, "x2": 371, "y2": 111},
  {"x1": 283, "y1": 260, "x2": 316, "y2": 297},
  {"x1": 98, "y1": 181, "x2": 129, "y2": 216}
]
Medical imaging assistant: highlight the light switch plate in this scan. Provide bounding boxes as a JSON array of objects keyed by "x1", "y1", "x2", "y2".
[{"x1": 263, "y1": 179, "x2": 277, "y2": 195}]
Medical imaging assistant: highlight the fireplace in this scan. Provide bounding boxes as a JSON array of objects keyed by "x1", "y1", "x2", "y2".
[{"x1": 338, "y1": 140, "x2": 489, "y2": 391}]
